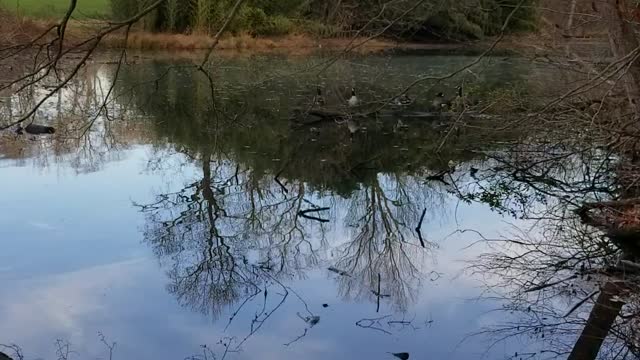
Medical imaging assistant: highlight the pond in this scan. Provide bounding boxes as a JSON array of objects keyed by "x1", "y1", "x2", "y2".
[{"x1": 0, "y1": 53, "x2": 623, "y2": 359}]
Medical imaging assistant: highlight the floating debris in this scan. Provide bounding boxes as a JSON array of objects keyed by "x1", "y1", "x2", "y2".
[
  {"x1": 389, "y1": 352, "x2": 410, "y2": 360},
  {"x1": 297, "y1": 312, "x2": 320, "y2": 327},
  {"x1": 328, "y1": 267, "x2": 350, "y2": 277},
  {"x1": 371, "y1": 290, "x2": 390, "y2": 298},
  {"x1": 322, "y1": 303, "x2": 329, "y2": 308}
]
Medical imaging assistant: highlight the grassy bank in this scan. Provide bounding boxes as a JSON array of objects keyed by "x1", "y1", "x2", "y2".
[{"x1": 1, "y1": 0, "x2": 109, "y2": 18}]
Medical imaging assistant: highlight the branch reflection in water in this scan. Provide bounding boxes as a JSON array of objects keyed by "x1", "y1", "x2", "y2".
[{"x1": 458, "y1": 134, "x2": 640, "y2": 359}]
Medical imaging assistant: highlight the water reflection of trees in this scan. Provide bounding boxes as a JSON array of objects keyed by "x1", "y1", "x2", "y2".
[
  {"x1": 124, "y1": 65, "x2": 488, "y2": 320},
  {"x1": 138, "y1": 146, "x2": 444, "y2": 316},
  {"x1": 0, "y1": 64, "x2": 150, "y2": 172},
  {"x1": 114, "y1": 56, "x2": 537, "y2": 351},
  {"x1": 336, "y1": 174, "x2": 437, "y2": 310},
  {"x1": 138, "y1": 150, "x2": 325, "y2": 318},
  {"x1": 459, "y1": 136, "x2": 640, "y2": 359}
]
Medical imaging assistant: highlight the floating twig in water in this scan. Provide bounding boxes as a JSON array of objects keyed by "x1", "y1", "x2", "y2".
[
  {"x1": 299, "y1": 207, "x2": 330, "y2": 214},
  {"x1": 376, "y1": 273, "x2": 382, "y2": 312},
  {"x1": 297, "y1": 312, "x2": 320, "y2": 326},
  {"x1": 328, "y1": 267, "x2": 350, "y2": 277},
  {"x1": 356, "y1": 315, "x2": 393, "y2": 335},
  {"x1": 298, "y1": 207, "x2": 330, "y2": 223},
  {"x1": 371, "y1": 290, "x2": 390, "y2": 298},
  {"x1": 415, "y1": 208, "x2": 427, "y2": 248},
  {"x1": 356, "y1": 315, "x2": 421, "y2": 335},
  {"x1": 284, "y1": 328, "x2": 308, "y2": 346}
]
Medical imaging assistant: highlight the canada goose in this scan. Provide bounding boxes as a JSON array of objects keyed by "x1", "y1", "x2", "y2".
[
  {"x1": 314, "y1": 86, "x2": 325, "y2": 106},
  {"x1": 392, "y1": 93, "x2": 412, "y2": 106},
  {"x1": 16, "y1": 123, "x2": 56, "y2": 135},
  {"x1": 347, "y1": 119, "x2": 360, "y2": 139},
  {"x1": 347, "y1": 88, "x2": 359, "y2": 107},
  {"x1": 432, "y1": 86, "x2": 463, "y2": 111},
  {"x1": 393, "y1": 119, "x2": 408, "y2": 132},
  {"x1": 431, "y1": 92, "x2": 447, "y2": 110}
]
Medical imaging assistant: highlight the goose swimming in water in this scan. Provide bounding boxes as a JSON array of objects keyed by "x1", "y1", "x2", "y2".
[
  {"x1": 432, "y1": 86, "x2": 463, "y2": 111},
  {"x1": 347, "y1": 119, "x2": 360, "y2": 140},
  {"x1": 393, "y1": 93, "x2": 412, "y2": 106},
  {"x1": 431, "y1": 92, "x2": 447, "y2": 110},
  {"x1": 347, "y1": 88, "x2": 359, "y2": 107}
]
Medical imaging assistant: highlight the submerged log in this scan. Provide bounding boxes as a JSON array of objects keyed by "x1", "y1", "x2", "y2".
[
  {"x1": 290, "y1": 107, "x2": 499, "y2": 126},
  {"x1": 16, "y1": 123, "x2": 56, "y2": 135}
]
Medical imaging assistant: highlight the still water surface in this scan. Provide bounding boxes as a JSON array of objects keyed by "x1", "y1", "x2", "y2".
[{"x1": 0, "y1": 53, "x2": 581, "y2": 359}]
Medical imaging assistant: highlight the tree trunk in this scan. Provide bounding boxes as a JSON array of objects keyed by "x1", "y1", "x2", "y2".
[
  {"x1": 566, "y1": 0, "x2": 577, "y2": 35},
  {"x1": 568, "y1": 282, "x2": 625, "y2": 360},
  {"x1": 602, "y1": 0, "x2": 640, "y2": 115}
]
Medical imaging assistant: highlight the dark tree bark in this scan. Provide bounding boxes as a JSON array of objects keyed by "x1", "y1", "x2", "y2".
[
  {"x1": 568, "y1": 282, "x2": 625, "y2": 360},
  {"x1": 602, "y1": 0, "x2": 640, "y2": 115}
]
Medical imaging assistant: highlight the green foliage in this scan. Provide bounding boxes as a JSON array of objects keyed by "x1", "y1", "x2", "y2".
[
  {"x1": 253, "y1": 15, "x2": 294, "y2": 36},
  {"x1": 1, "y1": 0, "x2": 109, "y2": 18},
  {"x1": 108, "y1": 0, "x2": 538, "y2": 39}
]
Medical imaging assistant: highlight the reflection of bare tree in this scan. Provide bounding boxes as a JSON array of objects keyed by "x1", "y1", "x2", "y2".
[
  {"x1": 0, "y1": 65, "x2": 148, "y2": 172},
  {"x1": 462, "y1": 142, "x2": 640, "y2": 359},
  {"x1": 137, "y1": 149, "x2": 329, "y2": 318},
  {"x1": 334, "y1": 174, "x2": 439, "y2": 311},
  {"x1": 471, "y1": 221, "x2": 640, "y2": 359},
  {"x1": 139, "y1": 143, "x2": 445, "y2": 319}
]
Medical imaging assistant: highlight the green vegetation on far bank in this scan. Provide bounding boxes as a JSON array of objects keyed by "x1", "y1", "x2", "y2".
[
  {"x1": 1, "y1": 0, "x2": 109, "y2": 18},
  {"x1": 112, "y1": 0, "x2": 537, "y2": 40},
  {"x1": 0, "y1": 0, "x2": 537, "y2": 40}
]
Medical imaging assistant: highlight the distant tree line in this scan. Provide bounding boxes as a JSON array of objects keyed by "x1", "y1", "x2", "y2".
[{"x1": 111, "y1": 0, "x2": 537, "y2": 39}]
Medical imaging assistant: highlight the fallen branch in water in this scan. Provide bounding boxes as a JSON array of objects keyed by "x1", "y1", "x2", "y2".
[
  {"x1": 284, "y1": 328, "x2": 308, "y2": 346},
  {"x1": 297, "y1": 207, "x2": 330, "y2": 223},
  {"x1": 356, "y1": 315, "x2": 393, "y2": 335}
]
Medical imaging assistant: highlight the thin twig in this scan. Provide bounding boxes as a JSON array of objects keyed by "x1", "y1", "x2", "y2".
[{"x1": 415, "y1": 208, "x2": 427, "y2": 248}]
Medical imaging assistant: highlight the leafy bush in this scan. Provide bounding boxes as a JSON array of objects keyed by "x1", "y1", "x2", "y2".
[
  {"x1": 254, "y1": 15, "x2": 294, "y2": 36},
  {"x1": 109, "y1": 0, "x2": 538, "y2": 39}
]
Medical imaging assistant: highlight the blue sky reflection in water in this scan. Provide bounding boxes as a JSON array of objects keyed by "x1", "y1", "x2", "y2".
[
  {"x1": 0, "y1": 148, "x2": 530, "y2": 360},
  {"x1": 0, "y1": 55, "x2": 570, "y2": 360}
]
